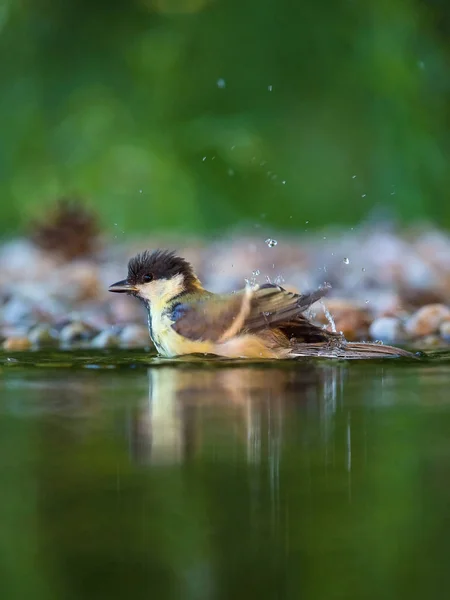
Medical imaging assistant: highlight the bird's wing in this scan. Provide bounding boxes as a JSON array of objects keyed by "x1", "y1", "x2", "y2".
[
  {"x1": 170, "y1": 283, "x2": 331, "y2": 342},
  {"x1": 170, "y1": 288, "x2": 253, "y2": 342},
  {"x1": 243, "y1": 283, "x2": 331, "y2": 331}
]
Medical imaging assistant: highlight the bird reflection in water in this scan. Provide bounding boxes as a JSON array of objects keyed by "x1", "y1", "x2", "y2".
[{"x1": 128, "y1": 363, "x2": 347, "y2": 467}]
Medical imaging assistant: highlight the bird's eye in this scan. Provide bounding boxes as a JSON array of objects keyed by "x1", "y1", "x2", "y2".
[{"x1": 143, "y1": 274, "x2": 153, "y2": 282}]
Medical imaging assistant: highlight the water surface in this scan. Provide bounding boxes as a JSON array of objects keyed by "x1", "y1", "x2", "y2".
[{"x1": 1, "y1": 350, "x2": 450, "y2": 600}]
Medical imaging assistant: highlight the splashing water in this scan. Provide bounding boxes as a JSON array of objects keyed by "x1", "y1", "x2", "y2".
[
  {"x1": 343, "y1": 257, "x2": 350, "y2": 265},
  {"x1": 320, "y1": 300, "x2": 337, "y2": 333},
  {"x1": 216, "y1": 78, "x2": 226, "y2": 88},
  {"x1": 252, "y1": 269, "x2": 260, "y2": 276},
  {"x1": 265, "y1": 238, "x2": 278, "y2": 248}
]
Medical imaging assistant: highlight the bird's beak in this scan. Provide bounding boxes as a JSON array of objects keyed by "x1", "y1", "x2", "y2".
[{"x1": 108, "y1": 279, "x2": 138, "y2": 294}]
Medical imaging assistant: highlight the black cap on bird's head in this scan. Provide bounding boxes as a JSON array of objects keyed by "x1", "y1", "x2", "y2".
[{"x1": 109, "y1": 250, "x2": 198, "y2": 295}]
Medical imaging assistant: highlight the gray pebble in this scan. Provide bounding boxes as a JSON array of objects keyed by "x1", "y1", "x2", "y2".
[
  {"x1": 90, "y1": 330, "x2": 120, "y2": 349},
  {"x1": 28, "y1": 324, "x2": 59, "y2": 346},
  {"x1": 2, "y1": 297, "x2": 34, "y2": 326},
  {"x1": 59, "y1": 321, "x2": 97, "y2": 344},
  {"x1": 439, "y1": 320, "x2": 450, "y2": 342},
  {"x1": 119, "y1": 324, "x2": 151, "y2": 348},
  {"x1": 369, "y1": 317, "x2": 405, "y2": 344}
]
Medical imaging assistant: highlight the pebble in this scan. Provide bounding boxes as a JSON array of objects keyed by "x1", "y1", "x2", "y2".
[
  {"x1": 59, "y1": 321, "x2": 97, "y2": 344},
  {"x1": 2, "y1": 227, "x2": 450, "y2": 352},
  {"x1": 119, "y1": 324, "x2": 151, "y2": 348},
  {"x1": 419, "y1": 334, "x2": 443, "y2": 348},
  {"x1": 28, "y1": 324, "x2": 59, "y2": 346},
  {"x1": 333, "y1": 311, "x2": 371, "y2": 340},
  {"x1": 405, "y1": 304, "x2": 450, "y2": 337},
  {"x1": 439, "y1": 320, "x2": 450, "y2": 342},
  {"x1": 369, "y1": 317, "x2": 405, "y2": 344},
  {"x1": 3, "y1": 336, "x2": 32, "y2": 351},
  {"x1": 90, "y1": 330, "x2": 120, "y2": 349},
  {"x1": 61, "y1": 261, "x2": 103, "y2": 302},
  {"x1": 2, "y1": 297, "x2": 34, "y2": 325}
]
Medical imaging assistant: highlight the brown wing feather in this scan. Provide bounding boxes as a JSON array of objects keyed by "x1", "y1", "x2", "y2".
[
  {"x1": 171, "y1": 283, "x2": 331, "y2": 343},
  {"x1": 243, "y1": 283, "x2": 331, "y2": 331},
  {"x1": 278, "y1": 317, "x2": 336, "y2": 343},
  {"x1": 170, "y1": 290, "x2": 251, "y2": 342}
]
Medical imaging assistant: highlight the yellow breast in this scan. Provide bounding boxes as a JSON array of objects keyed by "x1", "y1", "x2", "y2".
[{"x1": 149, "y1": 307, "x2": 213, "y2": 358}]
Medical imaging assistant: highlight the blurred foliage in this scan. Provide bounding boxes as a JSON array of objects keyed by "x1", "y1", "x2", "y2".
[{"x1": 0, "y1": 0, "x2": 449, "y2": 236}]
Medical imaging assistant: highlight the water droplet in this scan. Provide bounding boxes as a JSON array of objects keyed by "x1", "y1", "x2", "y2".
[
  {"x1": 361, "y1": 267, "x2": 366, "y2": 272},
  {"x1": 231, "y1": 145, "x2": 236, "y2": 150},
  {"x1": 216, "y1": 78, "x2": 226, "y2": 88},
  {"x1": 202, "y1": 156, "x2": 207, "y2": 161},
  {"x1": 361, "y1": 194, "x2": 366, "y2": 198},
  {"x1": 343, "y1": 257, "x2": 350, "y2": 265},
  {"x1": 268, "y1": 85, "x2": 273, "y2": 91},
  {"x1": 352, "y1": 175, "x2": 356, "y2": 179},
  {"x1": 365, "y1": 300, "x2": 370, "y2": 304},
  {"x1": 265, "y1": 238, "x2": 278, "y2": 248},
  {"x1": 274, "y1": 274, "x2": 285, "y2": 285},
  {"x1": 228, "y1": 168, "x2": 235, "y2": 176},
  {"x1": 305, "y1": 220, "x2": 309, "y2": 224},
  {"x1": 323, "y1": 236, "x2": 327, "y2": 240},
  {"x1": 139, "y1": 189, "x2": 143, "y2": 194},
  {"x1": 282, "y1": 180, "x2": 286, "y2": 185},
  {"x1": 252, "y1": 269, "x2": 260, "y2": 276}
]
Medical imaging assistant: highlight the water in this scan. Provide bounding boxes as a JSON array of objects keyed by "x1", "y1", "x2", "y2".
[{"x1": 1, "y1": 349, "x2": 450, "y2": 599}]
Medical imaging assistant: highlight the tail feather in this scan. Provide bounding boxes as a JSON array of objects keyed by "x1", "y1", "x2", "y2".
[{"x1": 290, "y1": 340, "x2": 418, "y2": 360}]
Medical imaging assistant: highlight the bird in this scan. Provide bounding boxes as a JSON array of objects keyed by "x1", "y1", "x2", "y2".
[{"x1": 109, "y1": 249, "x2": 416, "y2": 360}]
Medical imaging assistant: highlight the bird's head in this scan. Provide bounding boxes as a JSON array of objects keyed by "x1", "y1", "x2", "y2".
[{"x1": 109, "y1": 250, "x2": 201, "y2": 305}]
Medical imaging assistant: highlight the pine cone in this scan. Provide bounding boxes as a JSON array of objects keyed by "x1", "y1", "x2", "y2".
[{"x1": 30, "y1": 197, "x2": 100, "y2": 261}]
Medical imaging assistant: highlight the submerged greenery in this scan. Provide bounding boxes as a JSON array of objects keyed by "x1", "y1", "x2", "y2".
[{"x1": 1, "y1": 0, "x2": 450, "y2": 235}]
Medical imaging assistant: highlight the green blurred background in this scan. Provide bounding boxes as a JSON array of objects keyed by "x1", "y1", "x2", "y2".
[{"x1": 1, "y1": 0, "x2": 449, "y2": 236}]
